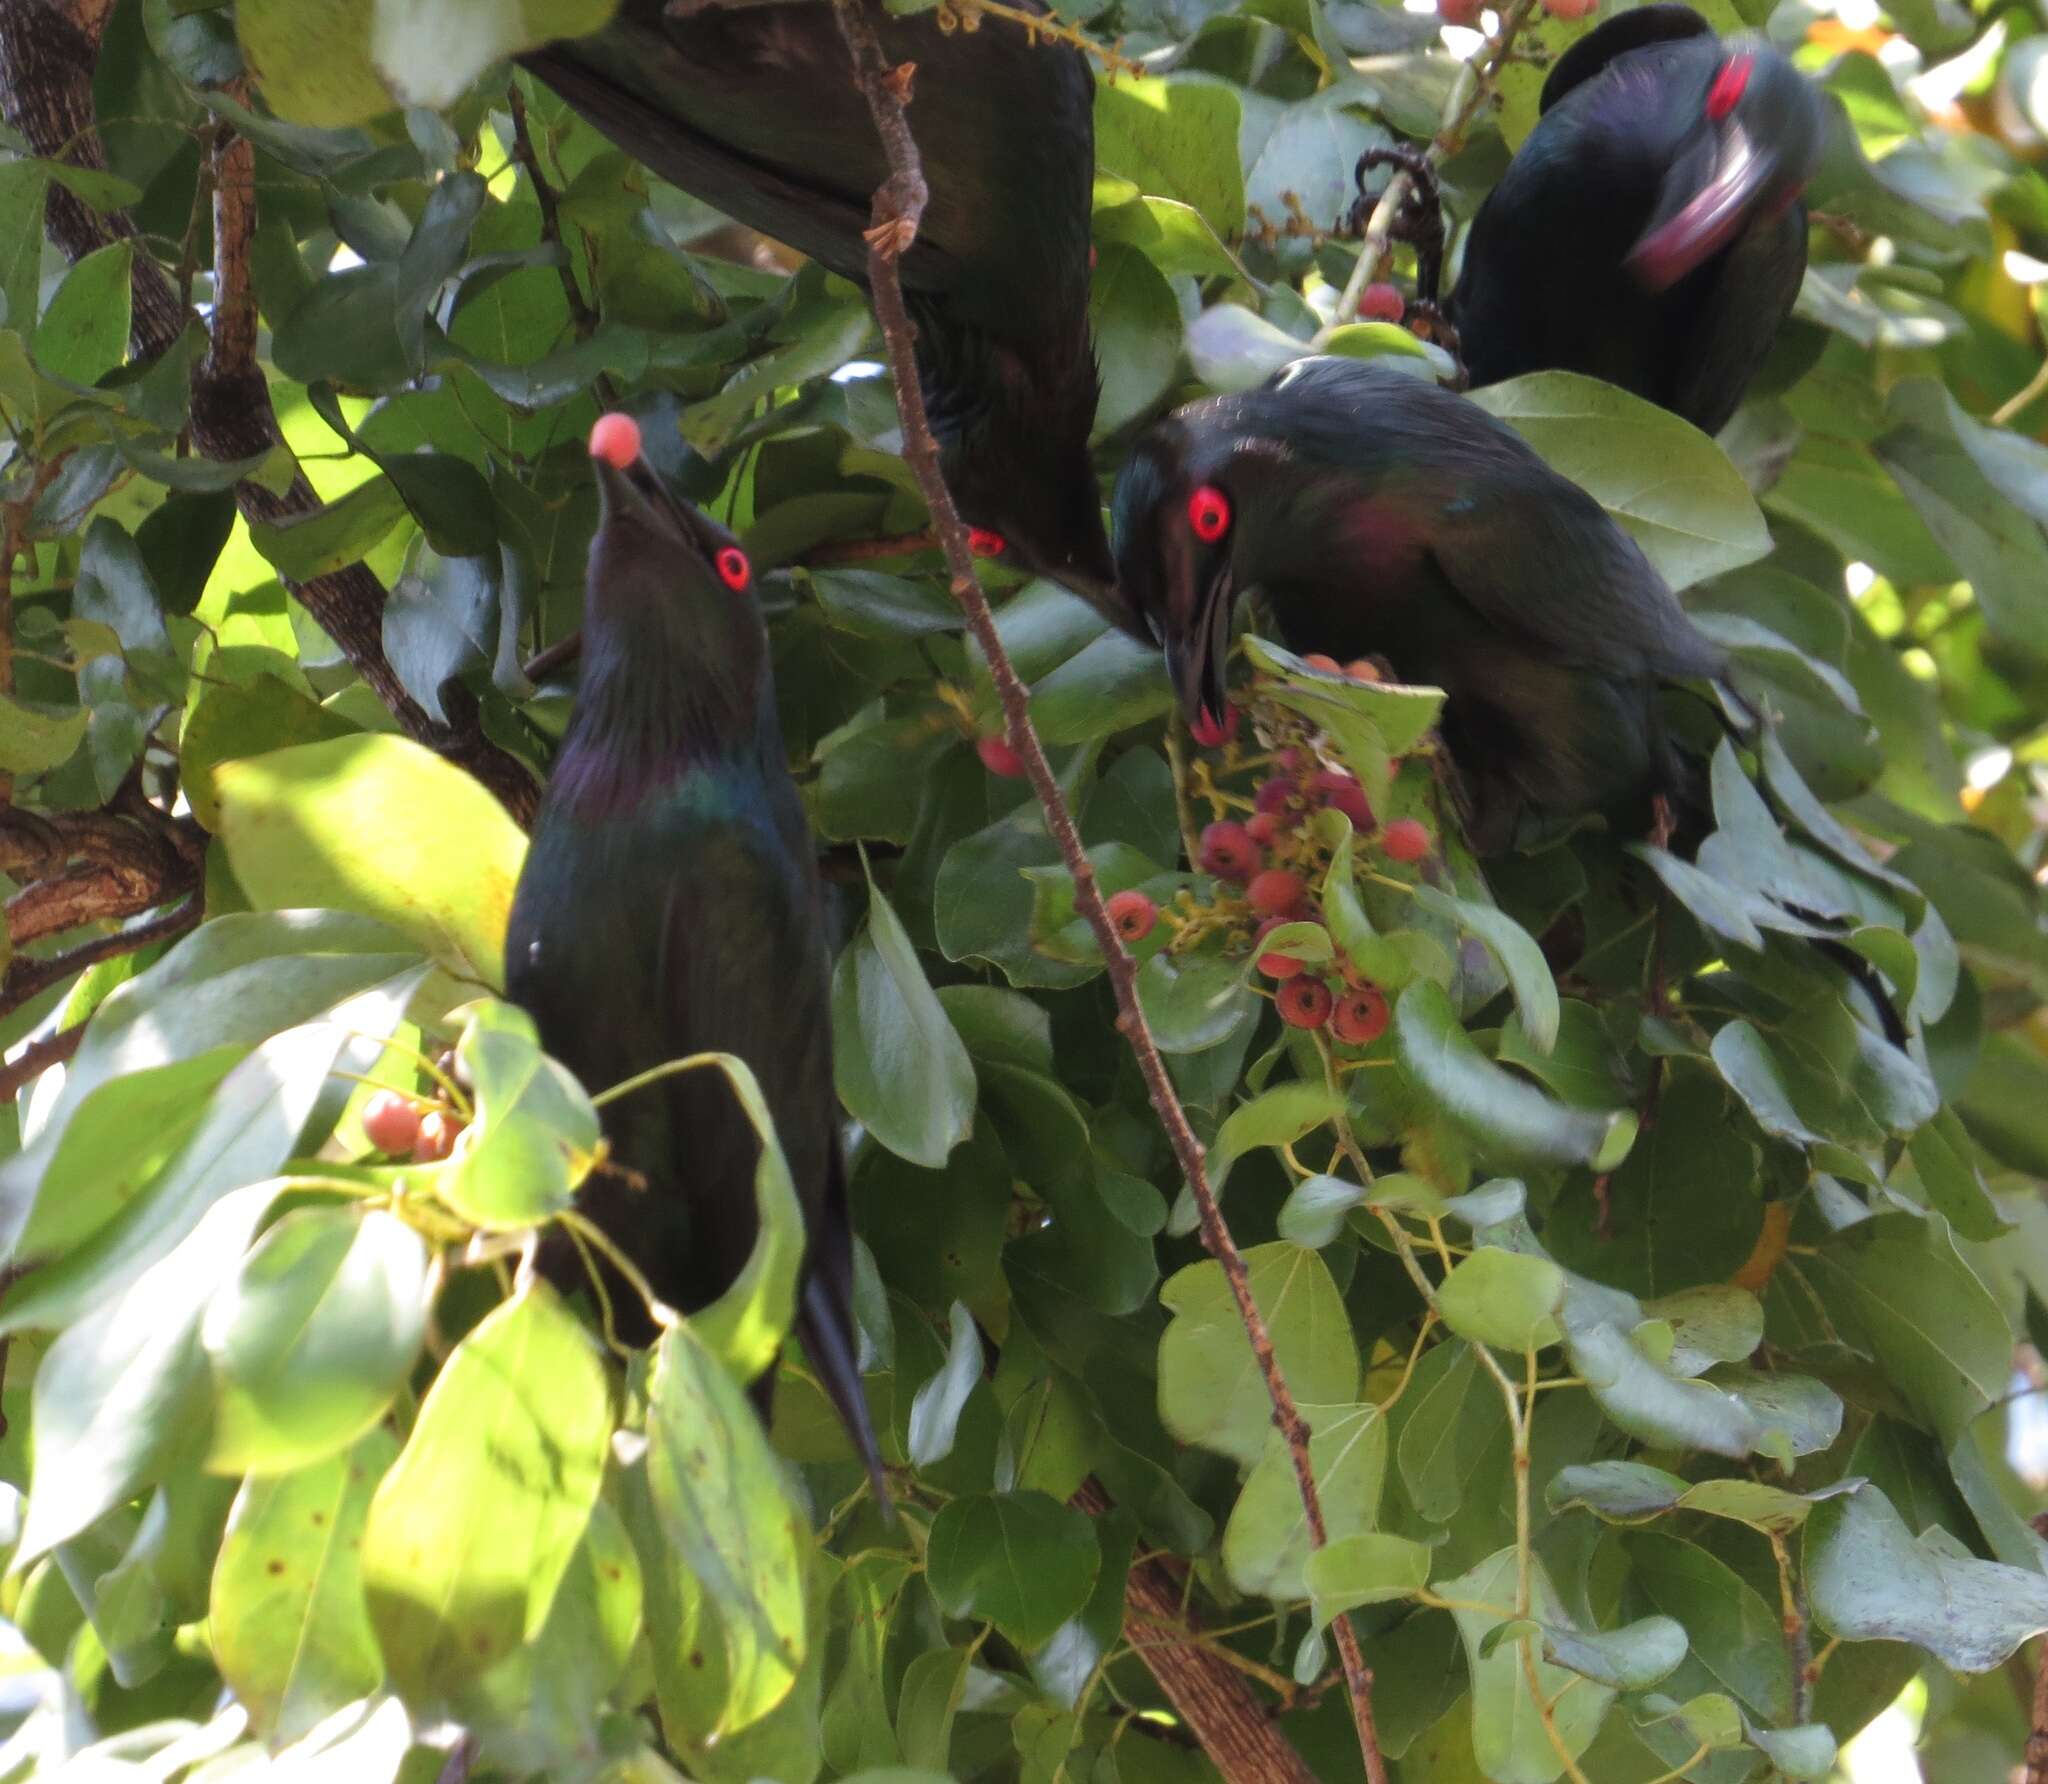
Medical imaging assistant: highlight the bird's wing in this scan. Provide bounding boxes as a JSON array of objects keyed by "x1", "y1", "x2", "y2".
[{"x1": 1667, "y1": 205, "x2": 1809, "y2": 437}]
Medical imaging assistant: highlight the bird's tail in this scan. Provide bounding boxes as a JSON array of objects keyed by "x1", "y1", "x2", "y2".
[{"x1": 797, "y1": 1267, "x2": 892, "y2": 1516}]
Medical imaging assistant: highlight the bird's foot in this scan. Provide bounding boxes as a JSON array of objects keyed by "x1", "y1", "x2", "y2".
[{"x1": 1350, "y1": 147, "x2": 1449, "y2": 305}]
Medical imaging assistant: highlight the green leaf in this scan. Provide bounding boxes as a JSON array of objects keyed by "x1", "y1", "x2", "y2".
[
  {"x1": 1158, "y1": 1242, "x2": 1360, "y2": 1466},
  {"x1": 1137, "y1": 950, "x2": 1255, "y2": 1052},
  {"x1": 926, "y1": 1491, "x2": 1101, "y2": 1651},
  {"x1": 645, "y1": 1321, "x2": 810, "y2": 1734},
  {"x1": 832, "y1": 867, "x2": 976, "y2": 1168},
  {"x1": 1442, "y1": 1547, "x2": 1613, "y2": 1784},
  {"x1": 1395, "y1": 982, "x2": 1626, "y2": 1167},
  {"x1": 1089, "y1": 243, "x2": 1180, "y2": 438},
  {"x1": 361, "y1": 1282, "x2": 613, "y2": 1698},
  {"x1": 1468, "y1": 372, "x2": 1772, "y2": 590},
  {"x1": 1627, "y1": 1531, "x2": 1790, "y2": 1721},
  {"x1": 215, "y1": 734, "x2": 528, "y2": 986},
  {"x1": 0, "y1": 693, "x2": 86, "y2": 775},
  {"x1": 248, "y1": 476, "x2": 411, "y2": 583},
  {"x1": 34, "y1": 241, "x2": 130, "y2": 386},
  {"x1": 201, "y1": 1207, "x2": 428, "y2": 1476},
  {"x1": 1028, "y1": 627, "x2": 1173, "y2": 743},
  {"x1": 1302, "y1": 1531, "x2": 1432, "y2": 1628},
  {"x1": 1224, "y1": 1401, "x2": 1387, "y2": 1599},
  {"x1": 1434, "y1": 1249, "x2": 1565, "y2": 1353},
  {"x1": 1203, "y1": 1080, "x2": 1347, "y2": 1205},
  {"x1": 1808, "y1": 1482, "x2": 2048, "y2": 1672},
  {"x1": 907, "y1": 1301, "x2": 982, "y2": 1469},
  {"x1": 1412, "y1": 885, "x2": 1559, "y2": 1054},
  {"x1": 211, "y1": 1428, "x2": 397, "y2": 1742},
  {"x1": 237, "y1": 0, "x2": 395, "y2": 126},
  {"x1": 1093, "y1": 75, "x2": 1245, "y2": 240},
  {"x1": 436, "y1": 999, "x2": 599, "y2": 1232},
  {"x1": 368, "y1": 0, "x2": 617, "y2": 110},
  {"x1": 1538, "y1": 1617, "x2": 1689, "y2": 1691}
]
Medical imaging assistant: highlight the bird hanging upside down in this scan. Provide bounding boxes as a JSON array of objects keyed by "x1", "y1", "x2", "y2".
[
  {"x1": 522, "y1": 0, "x2": 1118, "y2": 614},
  {"x1": 1448, "y1": 3, "x2": 1823, "y2": 436},
  {"x1": 507, "y1": 412, "x2": 884, "y2": 1497},
  {"x1": 1112, "y1": 355, "x2": 1728, "y2": 856}
]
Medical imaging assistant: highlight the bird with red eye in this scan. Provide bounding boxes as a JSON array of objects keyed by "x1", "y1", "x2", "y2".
[
  {"x1": 1449, "y1": 4, "x2": 1821, "y2": 436},
  {"x1": 505, "y1": 414, "x2": 890, "y2": 1506}
]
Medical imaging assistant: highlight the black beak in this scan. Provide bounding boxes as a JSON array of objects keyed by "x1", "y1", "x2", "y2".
[
  {"x1": 1167, "y1": 560, "x2": 1234, "y2": 727},
  {"x1": 594, "y1": 454, "x2": 720, "y2": 559}
]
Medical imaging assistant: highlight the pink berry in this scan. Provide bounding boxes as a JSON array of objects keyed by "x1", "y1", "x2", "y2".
[
  {"x1": 1332, "y1": 985, "x2": 1390, "y2": 1046},
  {"x1": 1301, "y1": 653, "x2": 1341, "y2": 674},
  {"x1": 1383, "y1": 817, "x2": 1431, "y2": 863},
  {"x1": 1255, "y1": 777, "x2": 1295, "y2": 815},
  {"x1": 1106, "y1": 889, "x2": 1158, "y2": 942},
  {"x1": 1439, "y1": 0, "x2": 1484, "y2": 23},
  {"x1": 1541, "y1": 0, "x2": 1596, "y2": 17},
  {"x1": 1309, "y1": 769, "x2": 1374, "y2": 833},
  {"x1": 1247, "y1": 868, "x2": 1306, "y2": 917},
  {"x1": 413, "y1": 1109, "x2": 463, "y2": 1163},
  {"x1": 977, "y1": 735, "x2": 1026, "y2": 779},
  {"x1": 1278, "y1": 977, "x2": 1334, "y2": 1030},
  {"x1": 1246, "y1": 812, "x2": 1283, "y2": 847},
  {"x1": 1346, "y1": 659, "x2": 1383, "y2": 683},
  {"x1": 1189, "y1": 705, "x2": 1239, "y2": 749},
  {"x1": 362, "y1": 1090, "x2": 421, "y2": 1156},
  {"x1": 1358, "y1": 283, "x2": 1405, "y2": 324},
  {"x1": 588, "y1": 412, "x2": 641, "y2": 468},
  {"x1": 1200, "y1": 820, "x2": 1261, "y2": 883}
]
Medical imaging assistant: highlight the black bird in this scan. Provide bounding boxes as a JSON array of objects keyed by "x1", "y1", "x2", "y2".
[
  {"x1": 521, "y1": 1, "x2": 1116, "y2": 609},
  {"x1": 1448, "y1": 4, "x2": 1822, "y2": 436},
  {"x1": 1111, "y1": 356, "x2": 1727, "y2": 854},
  {"x1": 508, "y1": 415, "x2": 884, "y2": 1494}
]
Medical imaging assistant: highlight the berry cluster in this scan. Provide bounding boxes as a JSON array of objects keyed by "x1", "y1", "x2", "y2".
[{"x1": 361, "y1": 1078, "x2": 468, "y2": 1164}]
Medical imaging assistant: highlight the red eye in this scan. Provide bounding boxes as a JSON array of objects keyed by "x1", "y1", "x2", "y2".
[
  {"x1": 1188, "y1": 484, "x2": 1231, "y2": 543},
  {"x1": 1706, "y1": 53, "x2": 1752, "y2": 121},
  {"x1": 968, "y1": 527, "x2": 1006, "y2": 558},
  {"x1": 716, "y1": 546, "x2": 750, "y2": 591}
]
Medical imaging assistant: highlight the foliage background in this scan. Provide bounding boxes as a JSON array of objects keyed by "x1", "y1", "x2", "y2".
[{"x1": 1, "y1": 0, "x2": 2047, "y2": 1777}]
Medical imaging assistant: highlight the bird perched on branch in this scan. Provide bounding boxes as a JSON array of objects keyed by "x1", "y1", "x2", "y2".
[
  {"x1": 522, "y1": 0, "x2": 1117, "y2": 612},
  {"x1": 1111, "y1": 356, "x2": 1727, "y2": 855},
  {"x1": 508, "y1": 412, "x2": 884, "y2": 1496},
  {"x1": 1449, "y1": 4, "x2": 1822, "y2": 435}
]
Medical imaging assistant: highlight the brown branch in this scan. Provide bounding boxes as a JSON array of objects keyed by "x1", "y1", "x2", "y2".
[
  {"x1": 0, "y1": 1022, "x2": 83, "y2": 1103},
  {"x1": 0, "y1": 893, "x2": 199, "y2": 1023},
  {"x1": 2030, "y1": 1634, "x2": 2048, "y2": 1784},
  {"x1": 832, "y1": 9, "x2": 1385, "y2": 1778},
  {"x1": 1073, "y1": 1479, "x2": 1315, "y2": 1784},
  {"x1": 506, "y1": 81, "x2": 600, "y2": 340}
]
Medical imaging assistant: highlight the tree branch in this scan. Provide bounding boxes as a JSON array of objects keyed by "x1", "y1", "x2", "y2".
[
  {"x1": 831, "y1": 9, "x2": 1385, "y2": 1777},
  {"x1": 0, "y1": 1022, "x2": 83, "y2": 1104},
  {"x1": 0, "y1": 894, "x2": 200, "y2": 1025}
]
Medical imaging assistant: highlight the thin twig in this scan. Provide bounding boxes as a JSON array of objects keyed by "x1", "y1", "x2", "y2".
[
  {"x1": 2029, "y1": 1630, "x2": 2048, "y2": 1784},
  {"x1": 1327, "y1": 0, "x2": 1542, "y2": 336},
  {"x1": 832, "y1": 7, "x2": 1384, "y2": 1776},
  {"x1": 0, "y1": 895, "x2": 200, "y2": 1022},
  {"x1": 0, "y1": 1023, "x2": 83, "y2": 1103}
]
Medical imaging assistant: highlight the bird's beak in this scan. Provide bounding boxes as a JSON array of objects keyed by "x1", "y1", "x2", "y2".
[
  {"x1": 1168, "y1": 560, "x2": 1234, "y2": 728},
  {"x1": 595, "y1": 454, "x2": 720, "y2": 558},
  {"x1": 1628, "y1": 120, "x2": 1785, "y2": 293}
]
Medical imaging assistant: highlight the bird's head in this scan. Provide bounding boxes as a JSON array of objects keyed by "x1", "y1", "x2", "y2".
[
  {"x1": 1111, "y1": 408, "x2": 1254, "y2": 734},
  {"x1": 1628, "y1": 37, "x2": 1822, "y2": 292},
  {"x1": 583, "y1": 411, "x2": 767, "y2": 711},
  {"x1": 927, "y1": 325, "x2": 1128, "y2": 630}
]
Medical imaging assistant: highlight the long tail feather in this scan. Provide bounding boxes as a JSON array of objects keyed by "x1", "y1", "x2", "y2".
[{"x1": 798, "y1": 1269, "x2": 891, "y2": 1514}]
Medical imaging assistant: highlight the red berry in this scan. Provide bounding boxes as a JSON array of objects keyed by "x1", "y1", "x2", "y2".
[
  {"x1": 1255, "y1": 776, "x2": 1295, "y2": 815},
  {"x1": 1247, "y1": 868, "x2": 1306, "y2": 917},
  {"x1": 1255, "y1": 914, "x2": 1323, "y2": 980},
  {"x1": 1278, "y1": 977, "x2": 1334, "y2": 1030},
  {"x1": 1358, "y1": 283, "x2": 1405, "y2": 324},
  {"x1": 1276, "y1": 748, "x2": 1305, "y2": 772},
  {"x1": 1246, "y1": 812, "x2": 1283, "y2": 847},
  {"x1": 1106, "y1": 888, "x2": 1158, "y2": 943},
  {"x1": 1439, "y1": 0, "x2": 1484, "y2": 24},
  {"x1": 1301, "y1": 653, "x2": 1341, "y2": 674},
  {"x1": 1309, "y1": 769, "x2": 1374, "y2": 833},
  {"x1": 1542, "y1": 0, "x2": 1596, "y2": 16},
  {"x1": 977, "y1": 735, "x2": 1026, "y2": 779},
  {"x1": 968, "y1": 527, "x2": 1006, "y2": 558},
  {"x1": 413, "y1": 1109, "x2": 462, "y2": 1163},
  {"x1": 1189, "y1": 705, "x2": 1239, "y2": 749},
  {"x1": 1383, "y1": 818, "x2": 1431, "y2": 862},
  {"x1": 1200, "y1": 820, "x2": 1262, "y2": 882},
  {"x1": 1332, "y1": 985, "x2": 1390, "y2": 1046},
  {"x1": 1345, "y1": 659, "x2": 1383, "y2": 683},
  {"x1": 362, "y1": 1090, "x2": 421, "y2": 1156},
  {"x1": 588, "y1": 412, "x2": 641, "y2": 468}
]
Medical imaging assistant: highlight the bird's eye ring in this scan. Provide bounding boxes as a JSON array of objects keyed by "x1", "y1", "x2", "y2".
[
  {"x1": 1187, "y1": 484, "x2": 1231, "y2": 544},
  {"x1": 1705, "y1": 53, "x2": 1752, "y2": 121},
  {"x1": 716, "y1": 546, "x2": 751, "y2": 591},
  {"x1": 968, "y1": 527, "x2": 1007, "y2": 558}
]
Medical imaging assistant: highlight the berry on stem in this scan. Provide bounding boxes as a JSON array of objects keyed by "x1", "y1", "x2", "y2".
[
  {"x1": 1345, "y1": 659, "x2": 1383, "y2": 683},
  {"x1": 413, "y1": 1109, "x2": 463, "y2": 1163},
  {"x1": 588, "y1": 412, "x2": 641, "y2": 468},
  {"x1": 1542, "y1": 0, "x2": 1597, "y2": 17},
  {"x1": 362, "y1": 1090, "x2": 421, "y2": 1156},
  {"x1": 1332, "y1": 985, "x2": 1390, "y2": 1046},
  {"x1": 1358, "y1": 282, "x2": 1405, "y2": 324},
  {"x1": 1247, "y1": 867, "x2": 1306, "y2": 917},
  {"x1": 1309, "y1": 768, "x2": 1373, "y2": 832},
  {"x1": 1278, "y1": 977, "x2": 1334, "y2": 1029},
  {"x1": 1301, "y1": 652, "x2": 1341, "y2": 673},
  {"x1": 1439, "y1": 0, "x2": 1484, "y2": 24},
  {"x1": 1255, "y1": 776, "x2": 1295, "y2": 815},
  {"x1": 1246, "y1": 812, "x2": 1283, "y2": 847},
  {"x1": 977, "y1": 735, "x2": 1026, "y2": 779},
  {"x1": 1106, "y1": 888, "x2": 1158, "y2": 942},
  {"x1": 1200, "y1": 820, "x2": 1262, "y2": 882},
  {"x1": 1383, "y1": 817, "x2": 1431, "y2": 863}
]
